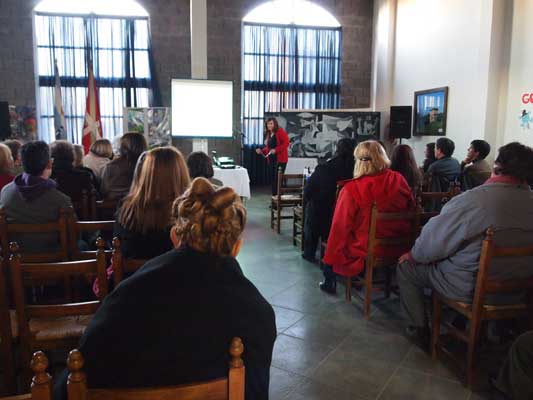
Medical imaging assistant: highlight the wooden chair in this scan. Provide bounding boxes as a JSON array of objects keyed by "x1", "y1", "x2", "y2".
[
  {"x1": 418, "y1": 181, "x2": 461, "y2": 212},
  {"x1": 271, "y1": 170, "x2": 304, "y2": 234},
  {"x1": 431, "y1": 228, "x2": 533, "y2": 386},
  {"x1": 9, "y1": 240, "x2": 108, "y2": 385},
  {"x1": 110, "y1": 238, "x2": 147, "y2": 287},
  {"x1": 71, "y1": 190, "x2": 91, "y2": 221},
  {"x1": 67, "y1": 217, "x2": 114, "y2": 261},
  {"x1": 88, "y1": 190, "x2": 119, "y2": 221},
  {"x1": 347, "y1": 203, "x2": 421, "y2": 319},
  {"x1": 292, "y1": 176, "x2": 307, "y2": 251}
]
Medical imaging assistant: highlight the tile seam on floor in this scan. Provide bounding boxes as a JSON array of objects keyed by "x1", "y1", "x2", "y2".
[
  {"x1": 374, "y1": 344, "x2": 414, "y2": 400},
  {"x1": 398, "y1": 364, "x2": 461, "y2": 384}
]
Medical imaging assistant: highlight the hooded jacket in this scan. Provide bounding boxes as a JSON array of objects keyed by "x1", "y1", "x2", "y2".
[{"x1": 323, "y1": 169, "x2": 415, "y2": 277}]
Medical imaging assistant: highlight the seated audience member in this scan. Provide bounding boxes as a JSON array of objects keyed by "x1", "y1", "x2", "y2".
[
  {"x1": 100, "y1": 132, "x2": 147, "y2": 200},
  {"x1": 83, "y1": 138, "x2": 113, "y2": 179},
  {"x1": 73, "y1": 143, "x2": 99, "y2": 191},
  {"x1": 390, "y1": 144, "x2": 422, "y2": 196},
  {"x1": 321, "y1": 140, "x2": 415, "y2": 293},
  {"x1": 397, "y1": 142, "x2": 533, "y2": 348},
  {"x1": 303, "y1": 137, "x2": 355, "y2": 262},
  {"x1": 460, "y1": 139, "x2": 491, "y2": 190},
  {"x1": 3, "y1": 139, "x2": 24, "y2": 175},
  {"x1": 55, "y1": 178, "x2": 276, "y2": 400},
  {"x1": 421, "y1": 142, "x2": 436, "y2": 173},
  {"x1": 0, "y1": 141, "x2": 72, "y2": 253},
  {"x1": 186, "y1": 151, "x2": 223, "y2": 186},
  {"x1": 50, "y1": 140, "x2": 95, "y2": 202},
  {"x1": 426, "y1": 137, "x2": 461, "y2": 192},
  {"x1": 0, "y1": 143, "x2": 15, "y2": 191},
  {"x1": 114, "y1": 147, "x2": 190, "y2": 259},
  {"x1": 493, "y1": 331, "x2": 533, "y2": 400}
]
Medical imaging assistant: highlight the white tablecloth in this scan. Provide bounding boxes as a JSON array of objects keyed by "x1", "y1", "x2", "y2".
[
  {"x1": 213, "y1": 167, "x2": 251, "y2": 198},
  {"x1": 286, "y1": 157, "x2": 318, "y2": 174}
]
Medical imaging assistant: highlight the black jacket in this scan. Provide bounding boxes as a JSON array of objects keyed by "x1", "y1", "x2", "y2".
[
  {"x1": 51, "y1": 161, "x2": 95, "y2": 202},
  {"x1": 304, "y1": 155, "x2": 354, "y2": 238},
  {"x1": 54, "y1": 246, "x2": 276, "y2": 400}
]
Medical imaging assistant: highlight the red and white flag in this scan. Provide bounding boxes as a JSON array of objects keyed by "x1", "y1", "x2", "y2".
[{"x1": 82, "y1": 62, "x2": 103, "y2": 154}]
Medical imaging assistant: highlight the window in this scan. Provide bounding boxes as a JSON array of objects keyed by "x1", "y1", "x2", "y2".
[
  {"x1": 242, "y1": 1, "x2": 342, "y2": 145},
  {"x1": 34, "y1": 0, "x2": 153, "y2": 143}
]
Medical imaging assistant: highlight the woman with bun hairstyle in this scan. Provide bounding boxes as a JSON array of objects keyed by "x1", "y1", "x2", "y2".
[
  {"x1": 55, "y1": 177, "x2": 276, "y2": 400},
  {"x1": 255, "y1": 117, "x2": 290, "y2": 195}
]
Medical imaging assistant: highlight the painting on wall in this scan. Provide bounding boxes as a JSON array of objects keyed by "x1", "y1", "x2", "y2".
[
  {"x1": 413, "y1": 86, "x2": 448, "y2": 136},
  {"x1": 124, "y1": 107, "x2": 171, "y2": 148},
  {"x1": 8, "y1": 105, "x2": 38, "y2": 142},
  {"x1": 264, "y1": 111, "x2": 380, "y2": 159}
]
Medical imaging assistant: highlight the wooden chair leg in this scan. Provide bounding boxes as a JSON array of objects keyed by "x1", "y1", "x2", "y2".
[
  {"x1": 467, "y1": 315, "x2": 482, "y2": 387},
  {"x1": 345, "y1": 276, "x2": 351, "y2": 302},
  {"x1": 364, "y1": 266, "x2": 373, "y2": 319},
  {"x1": 431, "y1": 293, "x2": 442, "y2": 360},
  {"x1": 276, "y1": 207, "x2": 281, "y2": 234},
  {"x1": 292, "y1": 216, "x2": 297, "y2": 246}
]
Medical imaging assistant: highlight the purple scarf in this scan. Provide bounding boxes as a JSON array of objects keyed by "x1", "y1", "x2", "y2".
[{"x1": 14, "y1": 173, "x2": 57, "y2": 202}]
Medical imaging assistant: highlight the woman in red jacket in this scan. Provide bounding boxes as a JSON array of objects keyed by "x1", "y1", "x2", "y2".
[
  {"x1": 320, "y1": 140, "x2": 415, "y2": 293},
  {"x1": 255, "y1": 117, "x2": 289, "y2": 195}
]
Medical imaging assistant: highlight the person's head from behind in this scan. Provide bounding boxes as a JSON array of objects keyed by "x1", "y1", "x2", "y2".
[
  {"x1": 264, "y1": 117, "x2": 279, "y2": 134},
  {"x1": 4, "y1": 140, "x2": 22, "y2": 166},
  {"x1": 335, "y1": 138, "x2": 356, "y2": 159},
  {"x1": 172, "y1": 178, "x2": 246, "y2": 258},
  {"x1": 90, "y1": 139, "x2": 113, "y2": 159},
  {"x1": 0, "y1": 143, "x2": 14, "y2": 175},
  {"x1": 425, "y1": 142, "x2": 436, "y2": 160},
  {"x1": 119, "y1": 132, "x2": 148, "y2": 165},
  {"x1": 390, "y1": 144, "x2": 418, "y2": 173},
  {"x1": 467, "y1": 140, "x2": 490, "y2": 162},
  {"x1": 73, "y1": 144, "x2": 84, "y2": 168},
  {"x1": 119, "y1": 147, "x2": 190, "y2": 233},
  {"x1": 50, "y1": 140, "x2": 74, "y2": 166},
  {"x1": 493, "y1": 142, "x2": 533, "y2": 183},
  {"x1": 353, "y1": 140, "x2": 390, "y2": 179},
  {"x1": 435, "y1": 137, "x2": 455, "y2": 159},
  {"x1": 21, "y1": 141, "x2": 51, "y2": 178},
  {"x1": 187, "y1": 151, "x2": 214, "y2": 180}
]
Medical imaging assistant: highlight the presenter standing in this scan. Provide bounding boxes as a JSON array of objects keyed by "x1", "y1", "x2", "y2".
[{"x1": 255, "y1": 117, "x2": 289, "y2": 195}]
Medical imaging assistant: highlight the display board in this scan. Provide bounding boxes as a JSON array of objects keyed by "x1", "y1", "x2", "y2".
[
  {"x1": 123, "y1": 107, "x2": 171, "y2": 148},
  {"x1": 171, "y1": 79, "x2": 233, "y2": 138},
  {"x1": 264, "y1": 110, "x2": 380, "y2": 159}
]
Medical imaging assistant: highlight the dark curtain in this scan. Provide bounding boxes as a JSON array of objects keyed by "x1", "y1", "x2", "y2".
[
  {"x1": 35, "y1": 13, "x2": 159, "y2": 143},
  {"x1": 242, "y1": 23, "x2": 342, "y2": 185}
]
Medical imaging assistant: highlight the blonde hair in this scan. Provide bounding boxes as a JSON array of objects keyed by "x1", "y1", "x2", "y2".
[
  {"x1": 172, "y1": 178, "x2": 246, "y2": 257},
  {"x1": 353, "y1": 140, "x2": 390, "y2": 179},
  {"x1": 73, "y1": 144, "x2": 84, "y2": 168},
  {"x1": 90, "y1": 139, "x2": 113, "y2": 159},
  {"x1": 118, "y1": 147, "x2": 190, "y2": 233},
  {"x1": 0, "y1": 143, "x2": 14, "y2": 174}
]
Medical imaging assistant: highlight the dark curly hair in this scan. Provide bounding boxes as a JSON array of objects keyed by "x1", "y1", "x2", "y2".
[
  {"x1": 494, "y1": 142, "x2": 533, "y2": 183},
  {"x1": 172, "y1": 178, "x2": 246, "y2": 257}
]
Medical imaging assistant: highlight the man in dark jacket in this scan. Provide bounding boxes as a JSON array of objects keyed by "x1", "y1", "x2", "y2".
[
  {"x1": 303, "y1": 138, "x2": 355, "y2": 261},
  {"x1": 0, "y1": 141, "x2": 72, "y2": 253},
  {"x1": 460, "y1": 139, "x2": 491, "y2": 190},
  {"x1": 427, "y1": 137, "x2": 461, "y2": 192}
]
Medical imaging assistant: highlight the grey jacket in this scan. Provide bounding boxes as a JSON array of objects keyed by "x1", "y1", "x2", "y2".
[
  {"x1": 461, "y1": 159, "x2": 491, "y2": 190},
  {"x1": 0, "y1": 182, "x2": 72, "y2": 253},
  {"x1": 412, "y1": 182, "x2": 533, "y2": 303}
]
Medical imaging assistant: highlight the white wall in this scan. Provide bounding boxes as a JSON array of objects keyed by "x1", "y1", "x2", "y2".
[
  {"x1": 502, "y1": 0, "x2": 533, "y2": 147},
  {"x1": 371, "y1": 0, "x2": 521, "y2": 164}
]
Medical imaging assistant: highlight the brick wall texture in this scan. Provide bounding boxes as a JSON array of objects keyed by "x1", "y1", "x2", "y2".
[{"x1": 0, "y1": 0, "x2": 373, "y2": 160}]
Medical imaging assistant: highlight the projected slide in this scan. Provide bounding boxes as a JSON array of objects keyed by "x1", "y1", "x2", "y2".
[{"x1": 171, "y1": 79, "x2": 233, "y2": 138}]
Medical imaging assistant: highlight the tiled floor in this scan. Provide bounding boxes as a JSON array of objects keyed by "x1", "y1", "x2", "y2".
[{"x1": 238, "y1": 190, "x2": 495, "y2": 400}]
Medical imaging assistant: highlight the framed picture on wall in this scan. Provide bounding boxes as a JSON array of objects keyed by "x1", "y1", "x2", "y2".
[{"x1": 413, "y1": 86, "x2": 448, "y2": 136}]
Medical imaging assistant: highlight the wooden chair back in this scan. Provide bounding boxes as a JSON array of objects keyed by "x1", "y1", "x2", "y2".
[
  {"x1": 111, "y1": 238, "x2": 147, "y2": 287},
  {"x1": 72, "y1": 190, "x2": 91, "y2": 221},
  {"x1": 0, "y1": 208, "x2": 71, "y2": 263},
  {"x1": 66, "y1": 337, "x2": 244, "y2": 400},
  {"x1": 271, "y1": 171, "x2": 304, "y2": 234},
  {"x1": 431, "y1": 227, "x2": 533, "y2": 386},
  {"x1": 417, "y1": 181, "x2": 461, "y2": 211},
  {"x1": 348, "y1": 203, "x2": 422, "y2": 318},
  {"x1": 0, "y1": 255, "x2": 16, "y2": 395},
  {"x1": 9, "y1": 239, "x2": 108, "y2": 383},
  {"x1": 67, "y1": 216, "x2": 114, "y2": 261},
  {"x1": 91, "y1": 195, "x2": 119, "y2": 221}
]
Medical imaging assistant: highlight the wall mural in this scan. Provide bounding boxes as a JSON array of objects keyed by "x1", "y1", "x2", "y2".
[{"x1": 264, "y1": 111, "x2": 380, "y2": 159}]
